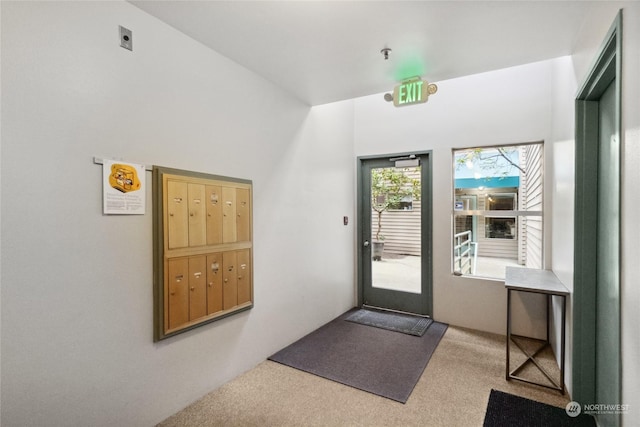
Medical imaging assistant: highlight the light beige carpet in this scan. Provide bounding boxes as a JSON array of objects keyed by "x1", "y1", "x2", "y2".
[{"x1": 159, "y1": 326, "x2": 570, "y2": 427}]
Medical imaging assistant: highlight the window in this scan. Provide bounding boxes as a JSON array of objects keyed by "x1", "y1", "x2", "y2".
[
  {"x1": 452, "y1": 143, "x2": 543, "y2": 279},
  {"x1": 389, "y1": 195, "x2": 414, "y2": 211},
  {"x1": 485, "y1": 193, "x2": 516, "y2": 239}
]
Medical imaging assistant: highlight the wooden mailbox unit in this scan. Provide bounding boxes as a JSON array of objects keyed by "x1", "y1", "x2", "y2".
[{"x1": 153, "y1": 166, "x2": 253, "y2": 341}]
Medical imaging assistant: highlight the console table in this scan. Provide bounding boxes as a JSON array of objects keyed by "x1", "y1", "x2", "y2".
[{"x1": 505, "y1": 267, "x2": 569, "y2": 393}]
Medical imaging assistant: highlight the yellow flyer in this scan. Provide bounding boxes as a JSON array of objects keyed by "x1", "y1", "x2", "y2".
[{"x1": 103, "y1": 160, "x2": 146, "y2": 214}]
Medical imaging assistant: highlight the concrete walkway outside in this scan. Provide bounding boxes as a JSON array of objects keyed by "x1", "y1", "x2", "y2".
[
  {"x1": 372, "y1": 254, "x2": 421, "y2": 293},
  {"x1": 372, "y1": 254, "x2": 521, "y2": 294}
]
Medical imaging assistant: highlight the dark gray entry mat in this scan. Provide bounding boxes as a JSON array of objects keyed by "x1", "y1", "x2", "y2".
[
  {"x1": 345, "y1": 308, "x2": 433, "y2": 336},
  {"x1": 483, "y1": 389, "x2": 596, "y2": 427},
  {"x1": 268, "y1": 308, "x2": 448, "y2": 403}
]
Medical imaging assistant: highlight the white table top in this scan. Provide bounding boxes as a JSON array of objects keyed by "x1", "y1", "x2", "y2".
[{"x1": 505, "y1": 267, "x2": 570, "y2": 295}]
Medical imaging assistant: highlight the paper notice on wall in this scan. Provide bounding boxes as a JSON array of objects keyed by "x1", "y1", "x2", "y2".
[{"x1": 103, "y1": 160, "x2": 146, "y2": 214}]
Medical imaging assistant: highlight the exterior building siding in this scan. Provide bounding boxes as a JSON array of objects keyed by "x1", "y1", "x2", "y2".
[{"x1": 521, "y1": 143, "x2": 544, "y2": 268}]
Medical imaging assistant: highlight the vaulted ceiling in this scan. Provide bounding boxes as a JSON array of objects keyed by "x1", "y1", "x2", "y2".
[{"x1": 130, "y1": 1, "x2": 595, "y2": 106}]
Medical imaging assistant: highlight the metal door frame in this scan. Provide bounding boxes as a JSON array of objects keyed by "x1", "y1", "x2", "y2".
[
  {"x1": 573, "y1": 10, "x2": 622, "y2": 414},
  {"x1": 356, "y1": 151, "x2": 433, "y2": 316}
]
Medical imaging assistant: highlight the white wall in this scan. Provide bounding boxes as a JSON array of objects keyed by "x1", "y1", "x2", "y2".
[
  {"x1": 548, "y1": 55, "x2": 578, "y2": 397},
  {"x1": 354, "y1": 59, "x2": 569, "y2": 336},
  {"x1": 0, "y1": 2, "x2": 355, "y2": 425},
  {"x1": 570, "y1": 2, "x2": 640, "y2": 423}
]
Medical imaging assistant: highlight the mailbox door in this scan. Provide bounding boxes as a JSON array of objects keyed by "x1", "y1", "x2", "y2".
[
  {"x1": 236, "y1": 188, "x2": 251, "y2": 242},
  {"x1": 167, "y1": 181, "x2": 189, "y2": 249},
  {"x1": 222, "y1": 251, "x2": 238, "y2": 309},
  {"x1": 222, "y1": 187, "x2": 237, "y2": 243},
  {"x1": 167, "y1": 257, "x2": 189, "y2": 330},
  {"x1": 188, "y1": 184, "x2": 206, "y2": 247},
  {"x1": 206, "y1": 252, "x2": 223, "y2": 315},
  {"x1": 188, "y1": 256, "x2": 207, "y2": 321},
  {"x1": 206, "y1": 185, "x2": 223, "y2": 245},
  {"x1": 237, "y1": 249, "x2": 252, "y2": 305}
]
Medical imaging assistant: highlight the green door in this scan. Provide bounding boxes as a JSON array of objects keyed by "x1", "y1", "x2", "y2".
[{"x1": 358, "y1": 153, "x2": 432, "y2": 316}]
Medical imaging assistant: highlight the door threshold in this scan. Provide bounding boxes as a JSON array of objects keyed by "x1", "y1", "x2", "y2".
[{"x1": 362, "y1": 304, "x2": 431, "y2": 318}]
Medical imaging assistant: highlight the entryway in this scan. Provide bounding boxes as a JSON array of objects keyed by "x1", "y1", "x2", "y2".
[{"x1": 357, "y1": 152, "x2": 433, "y2": 316}]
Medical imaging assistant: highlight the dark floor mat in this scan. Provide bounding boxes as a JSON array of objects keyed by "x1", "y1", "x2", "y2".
[
  {"x1": 345, "y1": 308, "x2": 433, "y2": 337},
  {"x1": 268, "y1": 308, "x2": 447, "y2": 403},
  {"x1": 483, "y1": 389, "x2": 596, "y2": 427}
]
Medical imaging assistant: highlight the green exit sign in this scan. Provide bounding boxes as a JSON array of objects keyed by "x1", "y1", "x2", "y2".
[{"x1": 393, "y1": 78, "x2": 438, "y2": 107}]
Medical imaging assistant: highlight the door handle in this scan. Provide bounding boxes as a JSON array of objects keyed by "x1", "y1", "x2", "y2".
[{"x1": 363, "y1": 240, "x2": 370, "y2": 247}]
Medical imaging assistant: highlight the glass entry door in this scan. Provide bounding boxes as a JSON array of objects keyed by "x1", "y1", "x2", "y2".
[{"x1": 358, "y1": 153, "x2": 432, "y2": 316}]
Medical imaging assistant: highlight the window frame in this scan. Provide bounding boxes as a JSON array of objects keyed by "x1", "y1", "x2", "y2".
[{"x1": 452, "y1": 142, "x2": 544, "y2": 279}]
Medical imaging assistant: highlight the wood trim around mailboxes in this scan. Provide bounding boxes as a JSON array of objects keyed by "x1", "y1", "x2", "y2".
[{"x1": 153, "y1": 166, "x2": 253, "y2": 341}]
